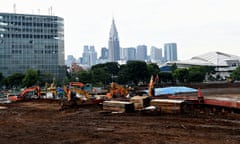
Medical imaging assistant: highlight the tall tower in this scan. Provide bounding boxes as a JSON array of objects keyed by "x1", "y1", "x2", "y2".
[
  {"x1": 136, "y1": 45, "x2": 147, "y2": 61},
  {"x1": 164, "y1": 43, "x2": 177, "y2": 61},
  {"x1": 108, "y1": 18, "x2": 120, "y2": 62}
]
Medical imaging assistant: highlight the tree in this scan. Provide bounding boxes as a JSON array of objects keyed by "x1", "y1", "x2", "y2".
[
  {"x1": 187, "y1": 66, "x2": 206, "y2": 83},
  {"x1": 7, "y1": 73, "x2": 25, "y2": 88},
  {"x1": 22, "y1": 69, "x2": 39, "y2": 87},
  {"x1": 158, "y1": 72, "x2": 173, "y2": 83},
  {"x1": 117, "y1": 64, "x2": 129, "y2": 84},
  {"x1": 147, "y1": 63, "x2": 160, "y2": 78},
  {"x1": 126, "y1": 61, "x2": 149, "y2": 85},
  {"x1": 231, "y1": 66, "x2": 240, "y2": 80},
  {"x1": 173, "y1": 68, "x2": 189, "y2": 83},
  {"x1": 76, "y1": 70, "x2": 92, "y2": 84},
  {"x1": 91, "y1": 68, "x2": 111, "y2": 86},
  {"x1": 91, "y1": 62, "x2": 120, "y2": 75}
]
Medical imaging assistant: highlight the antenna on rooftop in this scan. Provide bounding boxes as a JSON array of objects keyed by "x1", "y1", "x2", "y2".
[{"x1": 13, "y1": 3, "x2": 16, "y2": 13}]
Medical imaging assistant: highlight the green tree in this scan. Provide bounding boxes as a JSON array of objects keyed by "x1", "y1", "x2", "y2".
[
  {"x1": 22, "y1": 69, "x2": 39, "y2": 87},
  {"x1": 7, "y1": 73, "x2": 25, "y2": 88},
  {"x1": 173, "y1": 68, "x2": 189, "y2": 83},
  {"x1": 187, "y1": 66, "x2": 206, "y2": 83},
  {"x1": 117, "y1": 64, "x2": 129, "y2": 84},
  {"x1": 126, "y1": 61, "x2": 149, "y2": 85},
  {"x1": 76, "y1": 70, "x2": 92, "y2": 84},
  {"x1": 231, "y1": 66, "x2": 240, "y2": 80},
  {"x1": 158, "y1": 72, "x2": 173, "y2": 83},
  {"x1": 91, "y1": 68, "x2": 111, "y2": 86},
  {"x1": 91, "y1": 62, "x2": 120, "y2": 75},
  {"x1": 147, "y1": 63, "x2": 160, "y2": 78}
]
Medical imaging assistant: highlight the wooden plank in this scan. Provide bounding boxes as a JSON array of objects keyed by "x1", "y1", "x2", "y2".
[
  {"x1": 130, "y1": 96, "x2": 150, "y2": 110},
  {"x1": 150, "y1": 99, "x2": 184, "y2": 114},
  {"x1": 103, "y1": 101, "x2": 135, "y2": 112}
]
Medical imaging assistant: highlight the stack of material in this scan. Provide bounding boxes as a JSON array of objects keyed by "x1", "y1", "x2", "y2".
[
  {"x1": 130, "y1": 96, "x2": 151, "y2": 110},
  {"x1": 103, "y1": 101, "x2": 135, "y2": 113},
  {"x1": 150, "y1": 99, "x2": 184, "y2": 114}
]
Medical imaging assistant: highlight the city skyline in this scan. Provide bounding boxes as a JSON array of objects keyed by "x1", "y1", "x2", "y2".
[{"x1": 1, "y1": 0, "x2": 240, "y2": 60}]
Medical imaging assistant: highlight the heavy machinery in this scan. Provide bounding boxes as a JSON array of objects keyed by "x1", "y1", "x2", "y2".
[
  {"x1": 8, "y1": 86, "x2": 41, "y2": 101},
  {"x1": 46, "y1": 82, "x2": 57, "y2": 97},
  {"x1": 60, "y1": 82, "x2": 104, "y2": 109},
  {"x1": 106, "y1": 82, "x2": 128, "y2": 99}
]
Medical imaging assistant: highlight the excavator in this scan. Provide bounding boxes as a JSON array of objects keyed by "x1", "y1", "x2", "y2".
[
  {"x1": 106, "y1": 82, "x2": 129, "y2": 99},
  {"x1": 60, "y1": 82, "x2": 103, "y2": 109},
  {"x1": 8, "y1": 86, "x2": 41, "y2": 101}
]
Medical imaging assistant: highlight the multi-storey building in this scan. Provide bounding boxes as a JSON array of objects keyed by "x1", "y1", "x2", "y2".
[
  {"x1": 164, "y1": 43, "x2": 177, "y2": 61},
  {"x1": 150, "y1": 46, "x2": 162, "y2": 62},
  {"x1": 100, "y1": 47, "x2": 108, "y2": 60},
  {"x1": 136, "y1": 45, "x2": 147, "y2": 61},
  {"x1": 0, "y1": 12, "x2": 65, "y2": 80},
  {"x1": 108, "y1": 18, "x2": 120, "y2": 62},
  {"x1": 82, "y1": 45, "x2": 97, "y2": 66},
  {"x1": 122, "y1": 47, "x2": 136, "y2": 61}
]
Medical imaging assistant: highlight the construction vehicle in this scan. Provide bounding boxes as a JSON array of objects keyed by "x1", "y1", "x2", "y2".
[
  {"x1": 106, "y1": 82, "x2": 128, "y2": 99},
  {"x1": 60, "y1": 82, "x2": 104, "y2": 109},
  {"x1": 8, "y1": 86, "x2": 41, "y2": 101}
]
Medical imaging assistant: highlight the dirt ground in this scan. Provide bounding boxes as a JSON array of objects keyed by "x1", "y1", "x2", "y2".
[{"x1": 1, "y1": 88, "x2": 240, "y2": 144}]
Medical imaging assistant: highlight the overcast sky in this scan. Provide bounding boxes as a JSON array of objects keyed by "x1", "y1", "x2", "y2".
[{"x1": 1, "y1": 0, "x2": 240, "y2": 60}]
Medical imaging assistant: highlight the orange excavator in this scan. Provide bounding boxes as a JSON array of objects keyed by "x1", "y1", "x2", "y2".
[
  {"x1": 106, "y1": 82, "x2": 128, "y2": 99},
  {"x1": 60, "y1": 82, "x2": 103, "y2": 109},
  {"x1": 8, "y1": 86, "x2": 41, "y2": 101}
]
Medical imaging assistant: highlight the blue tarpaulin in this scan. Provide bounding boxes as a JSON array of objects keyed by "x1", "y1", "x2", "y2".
[{"x1": 144, "y1": 86, "x2": 197, "y2": 96}]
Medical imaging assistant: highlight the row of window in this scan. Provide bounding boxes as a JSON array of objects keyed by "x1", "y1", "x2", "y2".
[
  {"x1": 11, "y1": 50, "x2": 58, "y2": 54},
  {"x1": 4, "y1": 34, "x2": 59, "y2": 39},
  {"x1": 0, "y1": 27, "x2": 59, "y2": 33}
]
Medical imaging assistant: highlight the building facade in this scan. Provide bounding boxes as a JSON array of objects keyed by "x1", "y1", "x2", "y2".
[
  {"x1": 150, "y1": 46, "x2": 162, "y2": 62},
  {"x1": 164, "y1": 43, "x2": 177, "y2": 61},
  {"x1": 0, "y1": 12, "x2": 66, "y2": 80},
  {"x1": 122, "y1": 47, "x2": 136, "y2": 61},
  {"x1": 108, "y1": 19, "x2": 120, "y2": 62},
  {"x1": 136, "y1": 45, "x2": 147, "y2": 61},
  {"x1": 82, "y1": 45, "x2": 97, "y2": 66}
]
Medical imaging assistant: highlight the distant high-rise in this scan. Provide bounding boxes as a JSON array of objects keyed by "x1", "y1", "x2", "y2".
[
  {"x1": 136, "y1": 45, "x2": 147, "y2": 61},
  {"x1": 108, "y1": 18, "x2": 120, "y2": 62},
  {"x1": 100, "y1": 47, "x2": 108, "y2": 60},
  {"x1": 122, "y1": 47, "x2": 136, "y2": 61},
  {"x1": 150, "y1": 46, "x2": 162, "y2": 62},
  {"x1": 164, "y1": 43, "x2": 177, "y2": 61},
  {"x1": 82, "y1": 45, "x2": 97, "y2": 66},
  {"x1": 66, "y1": 55, "x2": 76, "y2": 66}
]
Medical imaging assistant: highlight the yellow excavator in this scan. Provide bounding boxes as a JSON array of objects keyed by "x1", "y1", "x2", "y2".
[{"x1": 60, "y1": 82, "x2": 104, "y2": 109}]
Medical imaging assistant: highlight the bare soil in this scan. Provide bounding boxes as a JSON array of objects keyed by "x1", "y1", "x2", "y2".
[{"x1": 1, "y1": 88, "x2": 240, "y2": 144}]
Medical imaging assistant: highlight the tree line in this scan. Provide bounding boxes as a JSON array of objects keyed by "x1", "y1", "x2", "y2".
[{"x1": 1, "y1": 61, "x2": 240, "y2": 89}]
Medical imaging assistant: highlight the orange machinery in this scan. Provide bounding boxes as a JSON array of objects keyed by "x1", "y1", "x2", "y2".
[{"x1": 8, "y1": 86, "x2": 41, "y2": 101}]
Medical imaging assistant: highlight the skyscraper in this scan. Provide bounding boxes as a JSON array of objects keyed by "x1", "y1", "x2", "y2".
[
  {"x1": 136, "y1": 45, "x2": 147, "y2": 61},
  {"x1": 108, "y1": 18, "x2": 120, "y2": 62},
  {"x1": 0, "y1": 12, "x2": 65, "y2": 80},
  {"x1": 100, "y1": 47, "x2": 108, "y2": 60},
  {"x1": 150, "y1": 46, "x2": 162, "y2": 62},
  {"x1": 164, "y1": 43, "x2": 177, "y2": 61},
  {"x1": 82, "y1": 45, "x2": 97, "y2": 66},
  {"x1": 122, "y1": 47, "x2": 136, "y2": 61}
]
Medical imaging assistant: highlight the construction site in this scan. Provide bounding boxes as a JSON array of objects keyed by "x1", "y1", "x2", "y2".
[{"x1": 1, "y1": 79, "x2": 240, "y2": 144}]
